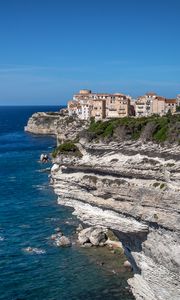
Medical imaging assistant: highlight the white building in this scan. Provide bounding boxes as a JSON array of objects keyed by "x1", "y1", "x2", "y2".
[
  {"x1": 177, "y1": 94, "x2": 180, "y2": 107},
  {"x1": 135, "y1": 92, "x2": 157, "y2": 117}
]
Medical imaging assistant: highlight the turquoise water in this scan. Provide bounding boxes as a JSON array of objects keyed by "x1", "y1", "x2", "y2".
[{"x1": 0, "y1": 106, "x2": 134, "y2": 300}]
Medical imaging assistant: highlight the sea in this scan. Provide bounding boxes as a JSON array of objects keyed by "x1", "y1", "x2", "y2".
[{"x1": 0, "y1": 106, "x2": 134, "y2": 300}]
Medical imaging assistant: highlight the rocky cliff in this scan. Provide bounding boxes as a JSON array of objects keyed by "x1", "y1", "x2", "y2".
[
  {"x1": 25, "y1": 113, "x2": 180, "y2": 299},
  {"x1": 25, "y1": 112, "x2": 61, "y2": 135},
  {"x1": 51, "y1": 140, "x2": 180, "y2": 300},
  {"x1": 25, "y1": 112, "x2": 88, "y2": 141}
]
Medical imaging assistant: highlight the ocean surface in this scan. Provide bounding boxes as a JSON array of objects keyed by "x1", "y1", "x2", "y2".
[{"x1": 0, "y1": 106, "x2": 134, "y2": 300}]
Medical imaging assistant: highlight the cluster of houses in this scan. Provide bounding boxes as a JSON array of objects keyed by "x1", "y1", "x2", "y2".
[{"x1": 67, "y1": 89, "x2": 180, "y2": 120}]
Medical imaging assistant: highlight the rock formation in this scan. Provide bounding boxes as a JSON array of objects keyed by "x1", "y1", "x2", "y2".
[
  {"x1": 25, "y1": 113, "x2": 180, "y2": 299},
  {"x1": 78, "y1": 226, "x2": 108, "y2": 246},
  {"x1": 51, "y1": 140, "x2": 180, "y2": 300},
  {"x1": 25, "y1": 112, "x2": 88, "y2": 142}
]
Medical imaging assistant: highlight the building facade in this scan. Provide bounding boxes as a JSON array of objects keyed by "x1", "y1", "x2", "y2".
[
  {"x1": 106, "y1": 94, "x2": 130, "y2": 118},
  {"x1": 176, "y1": 94, "x2": 180, "y2": 107},
  {"x1": 152, "y1": 96, "x2": 166, "y2": 116},
  {"x1": 165, "y1": 99, "x2": 177, "y2": 114},
  {"x1": 135, "y1": 93, "x2": 157, "y2": 117},
  {"x1": 68, "y1": 90, "x2": 130, "y2": 120},
  {"x1": 67, "y1": 89, "x2": 178, "y2": 120},
  {"x1": 91, "y1": 99, "x2": 106, "y2": 119}
]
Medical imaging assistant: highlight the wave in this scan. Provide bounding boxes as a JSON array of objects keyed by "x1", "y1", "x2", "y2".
[
  {"x1": 23, "y1": 247, "x2": 46, "y2": 255},
  {"x1": 32, "y1": 184, "x2": 48, "y2": 191}
]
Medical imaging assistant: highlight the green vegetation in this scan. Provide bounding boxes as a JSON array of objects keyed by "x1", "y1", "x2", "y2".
[
  {"x1": 88, "y1": 117, "x2": 148, "y2": 139},
  {"x1": 160, "y1": 183, "x2": 166, "y2": 189},
  {"x1": 153, "y1": 182, "x2": 160, "y2": 188},
  {"x1": 166, "y1": 163, "x2": 175, "y2": 167},
  {"x1": 84, "y1": 114, "x2": 180, "y2": 144},
  {"x1": 152, "y1": 116, "x2": 169, "y2": 142},
  {"x1": 153, "y1": 213, "x2": 158, "y2": 220},
  {"x1": 107, "y1": 230, "x2": 119, "y2": 242},
  {"x1": 153, "y1": 182, "x2": 166, "y2": 189},
  {"x1": 52, "y1": 142, "x2": 82, "y2": 158}
]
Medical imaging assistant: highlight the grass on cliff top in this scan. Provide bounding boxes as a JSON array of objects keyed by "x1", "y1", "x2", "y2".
[
  {"x1": 87, "y1": 113, "x2": 180, "y2": 143},
  {"x1": 52, "y1": 141, "x2": 82, "y2": 158}
]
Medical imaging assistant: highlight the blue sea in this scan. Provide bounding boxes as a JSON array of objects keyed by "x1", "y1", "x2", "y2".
[{"x1": 0, "y1": 106, "x2": 134, "y2": 300}]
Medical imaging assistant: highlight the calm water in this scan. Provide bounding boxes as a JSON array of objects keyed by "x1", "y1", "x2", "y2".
[{"x1": 0, "y1": 106, "x2": 134, "y2": 300}]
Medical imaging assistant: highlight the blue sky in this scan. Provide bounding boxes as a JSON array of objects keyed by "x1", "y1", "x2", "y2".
[{"x1": 0, "y1": 0, "x2": 180, "y2": 105}]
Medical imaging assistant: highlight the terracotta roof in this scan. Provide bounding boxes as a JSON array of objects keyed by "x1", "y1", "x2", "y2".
[
  {"x1": 145, "y1": 92, "x2": 157, "y2": 96},
  {"x1": 165, "y1": 98, "x2": 176, "y2": 104},
  {"x1": 155, "y1": 96, "x2": 166, "y2": 101}
]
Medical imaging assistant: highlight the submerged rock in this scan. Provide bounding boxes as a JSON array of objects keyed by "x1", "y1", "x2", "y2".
[
  {"x1": 55, "y1": 236, "x2": 71, "y2": 247},
  {"x1": 54, "y1": 227, "x2": 62, "y2": 232},
  {"x1": 23, "y1": 247, "x2": 46, "y2": 254},
  {"x1": 81, "y1": 242, "x2": 93, "y2": 248}
]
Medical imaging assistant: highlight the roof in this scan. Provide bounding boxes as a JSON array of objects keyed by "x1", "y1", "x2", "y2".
[
  {"x1": 113, "y1": 93, "x2": 125, "y2": 96},
  {"x1": 165, "y1": 98, "x2": 176, "y2": 104},
  {"x1": 145, "y1": 92, "x2": 157, "y2": 96},
  {"x1": 155, "y1": 96, "x2": 166, "y2": 101}
]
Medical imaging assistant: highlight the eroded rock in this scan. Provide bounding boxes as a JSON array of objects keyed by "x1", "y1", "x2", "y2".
[
  {"x1": 52, "y1": 140, "x2": 180, "y2": 300},
  {"x1": 55, "y1": 236, "x2": 71, "y2": 247},
  {"x1": 78, "y1": 226, "x2": 108, "y2": 247}
]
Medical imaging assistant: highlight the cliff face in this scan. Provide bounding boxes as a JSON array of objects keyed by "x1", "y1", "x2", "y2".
[
  {"x1": 25, "y1": 113, "x2": 180, "y2": 299},
  {"x1": 25, "y1": 112, "x2": 61, "y2": 135},
  {"x1": 25, "y1": 112, "x2": 88, "y2": 141},
  {"x1": 51, "y1": 141, "x2": 180, "y2": 300}
]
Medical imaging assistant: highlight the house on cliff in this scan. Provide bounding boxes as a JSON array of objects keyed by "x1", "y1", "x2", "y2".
[
  {"x1": 68, "y1": 90, "x2": 131, "y2": 120},
  {"x1": 135, "y1": 92, "x2": 157, "y2": 117},
  {"x1": 135, "y1": 92, "x2": 177, "y2": 116}
]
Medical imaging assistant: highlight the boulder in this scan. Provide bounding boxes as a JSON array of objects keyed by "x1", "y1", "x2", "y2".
[
  {"x1": 51, "y1": 163, "x2": 60, "y2": 173},
  {"x1": 50, "y1": 232, "x2": 63, "y2": 240},
  {"x1": 89, "y1": 228, "x2": 108, "y2": 246},
  {"x1": 54, "y1": 227, "x2": 62, "y2": 233},
  {"x1": 81, "y1": 242, "x2": 93, "y2": 248},
  {"x1": 55, "y1": 236, "x2": 71, "y2": 247},
  {"x1": 50, "y1": 234, "x2": 57, "y2": 240},
  {"x1": 78, "y1": 227, "x2": 94, "y2": 244},
  {"x1": 76, "y1": 223, "x2": 84, "y2": 232},
  {"x1": 78, "y1": 226, "x2": 108, "y2": 246},
  {"x1": 123, "y1": 260, "x2": 132, "y2": 268}
]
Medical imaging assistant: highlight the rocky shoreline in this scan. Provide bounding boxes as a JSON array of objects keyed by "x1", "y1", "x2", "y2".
[{"x1": 25, "y1": 113, "x2": 180, "y2": 300}]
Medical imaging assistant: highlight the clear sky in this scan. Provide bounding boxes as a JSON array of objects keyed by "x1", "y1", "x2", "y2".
[{"x1": 0, "y1": 0, "x2": 180, "y2": 105}]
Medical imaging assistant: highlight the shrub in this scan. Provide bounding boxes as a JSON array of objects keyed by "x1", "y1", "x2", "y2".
[
  {"x1": 176, "y1": 106, "x2": 180, "y2": 112},
  {"x1": 52, "y1": 142, "x2": 82, "y2": 158},
  {"x1": 160, "y1": 183, "x2": 166, "y2": 189},
  {"x1": 153, "y1": 182, "x2": 160, "y2": 188},
  {"x1": 153, "y1": 126, "x2": 168, "y2": 142},
  {"x1": 154, "y1": 213, "x2": 158, "y2": 220},
  {"x1": 85, "y1": 114, "x2": 180, "y2": 143}
]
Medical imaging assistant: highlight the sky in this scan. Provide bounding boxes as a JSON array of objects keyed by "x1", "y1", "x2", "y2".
[{"x1": 0, "y1": 0, "x2": 180, "y2": 105}]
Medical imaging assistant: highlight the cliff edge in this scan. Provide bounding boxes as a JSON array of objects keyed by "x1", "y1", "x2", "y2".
[
  {"x1": 51, "y1": 141, "x2": 180, "y2": 300},
  {"x1": 25, "y1": 113, "x2": 180, "y2": 299}
]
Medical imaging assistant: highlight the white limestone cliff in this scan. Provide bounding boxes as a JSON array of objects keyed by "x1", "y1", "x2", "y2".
[{"x1": 51, "y1": 141, "x2": 180, "y2": 300}]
